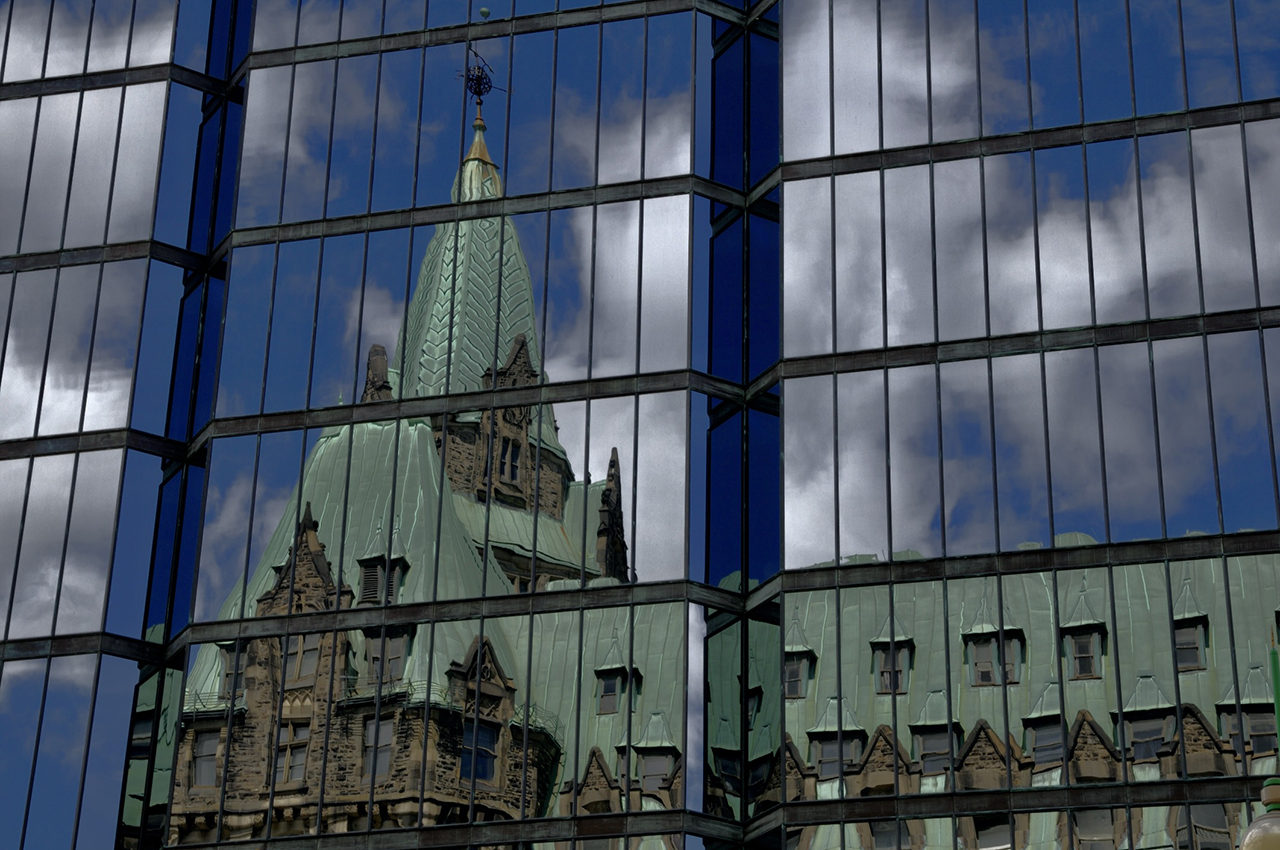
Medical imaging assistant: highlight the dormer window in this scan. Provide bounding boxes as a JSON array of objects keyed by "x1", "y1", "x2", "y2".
[
  {"x1": 1065, "y1": 630, "x2": 1103, "y2": 680},
  {"x1": 966, "y1": 635, "x2": 1023, "y2": 686},
  {"x1": 599, "y1": 674, "x2": 621, "y2": 714},
  {"x1": 784, "y1": 655, "x2": 809, "y2": 699},
  {"x1": 640, "y1": 754, "x2": 672, "y2": 791},
  {"x1": 914, "y1": 727, "x2": 955, "y2": 774},
  {"x1": 810, "y1": 736, "x2": 860, "y2": 779},
  {"x1": 874, "y1": 645, "x2": 910, "y2": 694},
  {"x1": 358, "y1": 557, "x2": 406, "y2": 606},
  {"x1": 1223, "y1": 710, "x2": 1277, "y2": 756},
  {"x1": 499, "y1": 437, "x2": 522, "y2": 482},
  {"x1": 1127, "y1": 716, "x2": 1170, "y2": 762},
  {"x1": 1174, "y1": 620, "x2": 1206, "y2": 672},
  {"x1": 1027, "y1": 721, "x2": 1064, "y2": 765}
]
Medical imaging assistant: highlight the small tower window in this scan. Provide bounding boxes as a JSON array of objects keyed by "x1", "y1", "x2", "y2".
[
  {"x1": 192, "y1": 731, "x2": 219, "y2": 787},
  {"x1": 499, "y1": 437, "x2": 522, "y2": 482},
  {"x1": 220, "y1": 645, "x2": 246, "y2": 699},
  {"x1": 366, "y1": 634, "x2": 407, "y2": 688},
  {"x1": 362, "y1": 717, "x2": 393, "y2": 782},
  {"x1": 283, "y1": 633, "x2": 320, "y2": 684},
  {"x1": 461, "y1": 720, "x2": 498, "y2": 783},
  {"x1": 274, "y1": 720, "x2": 310, "y2": 784}
]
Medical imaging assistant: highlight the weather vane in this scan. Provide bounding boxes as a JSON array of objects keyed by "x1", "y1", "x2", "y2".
[{"x1": 462, "y1": 18, "x2": 505, "y2": 120}]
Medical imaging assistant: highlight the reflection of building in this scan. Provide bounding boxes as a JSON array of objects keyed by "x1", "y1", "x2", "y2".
[
  {"x1": 703, "y1": 549, "x2": 1278, "y2": 850},
  {"x1": 166, "y1": 115, "x2": 672, "y2": 844}
]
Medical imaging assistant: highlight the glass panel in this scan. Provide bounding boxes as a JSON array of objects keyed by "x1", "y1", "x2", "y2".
[
  {"x1": 929, "y1": 0, "x2": 980, "y2": 143},
  {"x1": 0, "y1": 98, "x2": 38, "y2": 255},
  {"x1": 832, "y1": 0, "x2": 879, "y2": 155},
  {"x1": 940, "y1": 359, "x2": 996, "y2": 556},
  {"x1": 1193, "y1": 125, "x2": 1256, "y2": 313},
  {"x1": 1207, "y1": 332, "x2": 1277, "y2": 532},
  {"x1": 1098, "y1": 343, "x2": 1162, "y2": 542},
  {"x1": 591, "y1": 202, "x2": 640, "y2": 378},
  {"x1": 640, "y1": 195, "x2": 690, "y2": 373},
  {"x1": 781, "y1": 0, "x2": 829, "y2": 162},
  {"x1": 236, "y1": 66, "x2": 291, "y2": 227},
  {"x1": 884, "y1": 165, "x2": 933, "y2": 346},
  {"x1": 1028, "y1": 0, "x2": 1081, "y2": 128},
  {"x1": 634, "y1": 392, "x2": 687, "y2": 583},
  {"x1": 1248, "y1": 119, "x2": 1280, "y2": 307},
  {"x1": 56, "y1": 449, "x2": 123, "y2": 634},
  {"x1": 783, "y1": 178, "x2": 832, "y2": 358},
  {"x1": 1045, "y1": 347, "x2": 1105, "y2": 544},
  {"x1": 1079, "y1": 0, "x2": 1133, "y2": 123},
  {"x1": 881, "y1": 0, "x2": 929, "y2": 149},
  {"x1": 1153, "y1": 336, "x2": 1219, "y2": 536},
  {"x1": 935, "y1": 158, "x2": 985, "y2": 341},
  {"x1": 263, "y1": 239, "x2": 321, "y2": 413},
  {"x1": 0, "y1": 659, "x2": 47, "y2": 841},
  {"x1": 26, "y1": 655, "x2": 95, "y2": 850},
  {"x1": 977, "y1": 0, "x2": 1029, "y2": 135},
  {"x1": 1184, "y1": 0, "x2": 1238, "y2": 109},
  {"x1": 985, "y1": 152, "x2": 1039, "y2": 336},
  {"x1": 784, "y1": 376, "x2": 835, "y2": 570},
  {"x1": 991, "y1": 353, "x2": 1050, "y2": 550},
  {"x1": 108, "y1": 82, "x2": 165, "y2": 243},
  {"x1": 1089, "y1": 138, "x2": 1146, "y2": 325},
  {"x1": 79, "y1": 261, "x2": 143, "y2": 430},
  {"x1": 1131, "y1": 0, "x2": 1186, "y2": 116},
  {"x1": 63, "y1": 87, "x2": 121, "y2": 249},
  {"x1": 889, "y1": 364, "x2": 941, "y2": 559},
  {"x1": 21, "y1": 92, "x2": 77, "y2": 254},
  {"x1": 835, "y1": 171, "x2": 884, "y2": 351},
  {"x1": 1037, "y1": 146, "x2": 1093, "y2": 330},
  {"x1": 8, "y1": 453, "x2": 75, "y2": 639},
  {"x1": 37, "y1": 264, "x2": 97, "y2": 436}
]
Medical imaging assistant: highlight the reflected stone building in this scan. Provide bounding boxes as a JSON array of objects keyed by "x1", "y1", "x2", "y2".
[{"x1": 166, "y1": 114, "x2": 678, "y2": 843}]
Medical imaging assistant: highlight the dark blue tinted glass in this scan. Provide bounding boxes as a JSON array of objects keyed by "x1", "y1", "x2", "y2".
[
  {"x1": 747, "y1": 213, "x2": 779, "y2": 380},
  {"x1": 713, "y1": 33, "x2": 744, "y2": 189},
  {"x1": 170, "y1": 465, "x2": 206, "y2": 635},
  {"x1": 1028, "y1": 0, "x2": 1082, "y2": 128},
  {"x1": 192, "y1": 275, "x2": 226, "y2": 434},
  {"x1": 748, "y1": 403, "x2": 780, "y2": 584},
  {"x1": 212, "y1": 101, "x2": 243, "y2": 247},
  {"x1": 188, "y1": 112, "x2": 221, "y2": 252},
  {"x1": 154, "y1": 84, "x2": 202, "y2": 248},
  {"x1": 132, "y1": 262, "x2": 182, "y2": 435},
  {"x1": 107, "y1": 451, "x2": 163, "y2": 637},
  {"x1": 1079, "y1": 0, "x2": 1134, "y2": 123},
  {"x1": 708, "y1": 407, "x2": 742, "y2": 589},
  {"x1": 166, "y1": 281, "x2": 202, "y2": 440},
  {"x1": 1131, "y1": 0, "x2": 1186, "y2": 115},
  {"x1": 748, "y1": 31, "x2": 778, "y2": 186},
  {"x1": 144, "y1": 473, "x2": 182, "y2": 640},
  {"x1": 710, "y1": 214, "x2": 743, "y2": 382}
]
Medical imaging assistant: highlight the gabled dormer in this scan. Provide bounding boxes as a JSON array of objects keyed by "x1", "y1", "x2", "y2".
[
  {"x1": 1060, "y1": 577, "x2": 1108, "y2": 681},
  {"x1": 256, "y1": 502, "x2": 345, "y2": 617},
  {"x1": 783, "y1": 611, "x2": 817, "y2": 699}
]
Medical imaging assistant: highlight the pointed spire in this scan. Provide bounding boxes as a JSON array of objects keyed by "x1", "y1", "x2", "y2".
[{"x1": 465, "y1": 110, "x2": 497, "y2": 167}]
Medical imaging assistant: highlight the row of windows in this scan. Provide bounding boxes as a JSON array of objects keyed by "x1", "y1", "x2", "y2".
[
  {"x1": 784, "y1": 122, "x2": 1280, "y2": 356},
  {"x1": 784, "y1": 333, "x2": 1280, "y2": 567},
  {"x1": 783, "y1": 0, "x2": 1280, "y2": 158}
]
